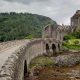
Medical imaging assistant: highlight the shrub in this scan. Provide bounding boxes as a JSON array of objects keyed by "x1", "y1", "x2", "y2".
[
  {"x1": 72, "y1": 31, "x2": 80, "y2": 38},
  {"x1": 62, "y1": 39, "x2": 80, "y2": 50},
  {"x1": 63, "y1": 35, "x2": 75, "y2": 41},
  {"x1": 25, "y1": 35, "x2": 33, "y2": 40},
  {"x1": 74, "y1": 40, "x2": 79, "y2": 45},
  {"x1": 29, "y1": 56, "x2": 55, "y2": 69}
]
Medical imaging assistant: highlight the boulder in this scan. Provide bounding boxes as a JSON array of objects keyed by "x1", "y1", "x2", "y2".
[{"x1": 55, "y1": 53, "x2": 80, "y2": 67}]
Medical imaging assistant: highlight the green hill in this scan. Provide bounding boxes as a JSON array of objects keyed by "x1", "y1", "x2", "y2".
[{"x1": 0, "y1": 12, "x2": 57, "y2": 42}]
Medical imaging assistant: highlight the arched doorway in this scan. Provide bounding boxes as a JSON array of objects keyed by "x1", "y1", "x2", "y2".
[
  {"x1": 24, "y1": 60, "x2": 28, "y2": 80},
  {"x1": 58, "y1": 44, "x2": 60, "y2": 51},
  {"x1": 45, "y1": 43, "x2": 49, "y2": 53},
  {"x1": 52, "y1": 44, "x2": 56, "y2": 56}
]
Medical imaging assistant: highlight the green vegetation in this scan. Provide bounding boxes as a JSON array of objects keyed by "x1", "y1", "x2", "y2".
[
  {"x1": 63, "y1": 39, "x2": 80, "y2": 50},
  {"x1": 72, "y1": 31, "x2": 80, "y2": 39},
  {"x1": 63, "y1": 35, "x2": 76, "y2": 41},
  {"x1": 63, "y1": 25, "x2": 80, "y2": 50},
  {"x1": 29, "y1": 56, "x2": 55, "y2": 69},
  {"x1": 0, "y1": 12, "x2": 57, "y2": 42}
]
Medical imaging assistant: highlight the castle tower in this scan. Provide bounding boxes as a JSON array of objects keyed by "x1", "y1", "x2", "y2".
[{"x1": 71, "y1": 10, "x2": 80, "y2": 32}]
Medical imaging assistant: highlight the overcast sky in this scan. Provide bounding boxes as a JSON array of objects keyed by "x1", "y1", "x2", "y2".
[{"x1": 0, "y1": 0, "x2": 80, "y2": 25}]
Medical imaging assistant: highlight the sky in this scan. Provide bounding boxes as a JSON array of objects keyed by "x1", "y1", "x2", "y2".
[{"x1": 0, "y1": 0, "x2": 80, "y2": 25}]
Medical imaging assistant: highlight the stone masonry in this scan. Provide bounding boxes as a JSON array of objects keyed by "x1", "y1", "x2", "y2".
[
  {"x1": 71, "y1": 10, "x2": 80, "y2": 32},
  {"x1": 0, "y1": 39, "x2": 44, "y2": 80}
]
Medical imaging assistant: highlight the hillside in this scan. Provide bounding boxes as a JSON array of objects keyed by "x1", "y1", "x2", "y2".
[{"x1": 0, "y1": 12, "x2": 57, "y2": 42}]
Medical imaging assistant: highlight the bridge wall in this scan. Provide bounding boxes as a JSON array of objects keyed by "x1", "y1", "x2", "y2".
[{"x1": 0, "y1": 39, "x2": 44, "y2": 80}]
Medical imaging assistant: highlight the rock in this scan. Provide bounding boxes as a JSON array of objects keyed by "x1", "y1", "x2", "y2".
[{"x1": 55, "y1": 53, "x2": 80, "y2": 67}]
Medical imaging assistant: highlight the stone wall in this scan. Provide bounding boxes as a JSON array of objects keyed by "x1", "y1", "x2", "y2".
[
  {"x1": 71, "y1": 10, "x2": 80, "y2": 32},
  {"x1": 43, "y1": 38, "x2": 61, "y2": 54},
  {"x1": 0, "y1": 39, "x2": 44, "y2": 80},
  {"x1": 71, "y1": 10, "x2": 80, "y2": 26}
]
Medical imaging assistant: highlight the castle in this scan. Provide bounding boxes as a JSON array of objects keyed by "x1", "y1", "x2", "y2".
[
  {"x1": 71, "y1": 10, "x2": 80, "y2": 27},
  {"x1": 42, "y1": 10, "x2": 80, "y2": 55},
  {"x1": 71, "y1": 10, "x2": 80, "y2": 32}
]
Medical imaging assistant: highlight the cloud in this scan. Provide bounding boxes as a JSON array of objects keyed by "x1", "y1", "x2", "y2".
[
  {"x1": 4, "y1": 0, "x2": 49, "y2": 4},
  {"x1": 0, "y1": 0, "x2": 80, "y2": 25}
]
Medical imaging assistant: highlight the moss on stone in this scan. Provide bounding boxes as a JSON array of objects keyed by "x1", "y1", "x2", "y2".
[{"x1": 29, "y1": 56, "x2": 55, "y2": 69}]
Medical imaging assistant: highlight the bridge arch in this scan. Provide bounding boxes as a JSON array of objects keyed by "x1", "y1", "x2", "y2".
[
  {"x1": 24, "y1": 60, "x2": 28, "y2": 79},
  {"x1": 52, "y1": 43, "x2": 56, "y2": 50},
  {"x1": 46, "y1": 43, "x2": 49, "y2": 50},
  {"x1": 52, "y1": 43, "x2": 56, "y2": 55},
  {"x1": 45, "y1": 43, "x2": 49, "y2": 53}
]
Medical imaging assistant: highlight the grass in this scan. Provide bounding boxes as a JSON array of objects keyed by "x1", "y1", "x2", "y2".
[
  {"x1": 68, "y1": 39, "x2": 80, "y2": 45},
  {"x1": 63, "y1": 39, "x2": 80, "y2": 50},
  {"x1": 29, "y1": 56, "x2": 55, "y2": 69}
]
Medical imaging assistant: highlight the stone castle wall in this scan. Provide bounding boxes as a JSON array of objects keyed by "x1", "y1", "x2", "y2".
[{"x1": 71, "y1": 10, "x2": 80, "y2": 32}]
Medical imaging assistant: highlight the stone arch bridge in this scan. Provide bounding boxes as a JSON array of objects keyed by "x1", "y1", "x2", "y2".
[
  {"x1": 0, "y1": 24, "x2": 69, "y2": 80},
  {"x1": 0, "y1": 39, "x2": 61, "y2": 80}
]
